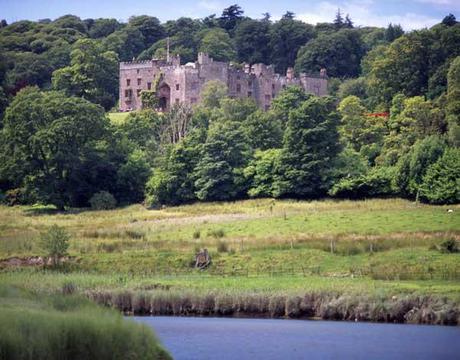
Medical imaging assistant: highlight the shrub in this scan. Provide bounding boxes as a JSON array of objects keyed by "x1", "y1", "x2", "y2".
[
  {"x1": 208, "y1": 229, "x2": 225, "y2": 238},
  {"x1": 41, "y1": 225, "x2": 70, "y2": 267},
  {"x1": 439, "y1": 239, "x2": 459, "y2": 253},
  {"x1": 89, "y1": 191, "x2": 117, "y2": 210},
  {"x1": 329, "y1": 166, "x2": 398, "y2": 198},
  {"x1": 217, "y1": 240, "x2": 228, "y2": 253},
  {"x1": 193, "y1": 230, "x2": 201, "y2": 239}
]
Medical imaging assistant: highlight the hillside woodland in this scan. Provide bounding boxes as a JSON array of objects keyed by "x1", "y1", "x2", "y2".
[{"x1": 0, "y1": 7, "x2": 459, "y2": 209}]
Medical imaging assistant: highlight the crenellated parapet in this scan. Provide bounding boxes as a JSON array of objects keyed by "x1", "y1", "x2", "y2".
[{"x1": 119, "y1": 53, "x2": 328, "y2": 112}]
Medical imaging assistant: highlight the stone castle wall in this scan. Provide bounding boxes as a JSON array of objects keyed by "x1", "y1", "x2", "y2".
[{"x1": 119, "y1": 53, "x2": 328, "y2": 112}]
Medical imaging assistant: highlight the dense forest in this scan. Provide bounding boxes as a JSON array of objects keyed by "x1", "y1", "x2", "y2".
[{"x1": 0, "y1": 6, "x2": 459, "y2": 209}]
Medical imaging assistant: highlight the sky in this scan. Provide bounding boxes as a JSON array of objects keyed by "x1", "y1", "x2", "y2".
[{"x1": 1, "y1": 0, "x2": 459, "y2": 30}]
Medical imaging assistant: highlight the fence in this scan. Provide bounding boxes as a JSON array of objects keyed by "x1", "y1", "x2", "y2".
[{"x1": 130, "y1": 264, "x2": 460, "y2": 281}]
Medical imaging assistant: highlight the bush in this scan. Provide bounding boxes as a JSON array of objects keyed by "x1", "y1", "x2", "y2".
[
  {"x1": 329, "y1": 166, "x2": 398, "y2": 198},
  {"x1": 41, "y1": 225, "x2": 70, "y2": 267},
  {"x1": 208, "y1": 229, "x2": 225, "y2": 238},
  {"x1": 193, "y1": 230, "x2": 201, "y2": 239},
  {"x1": 439, "y1": 239, "x2": 459, "y2": 253},
  {"x1": 216, "y1": 240, "x2": 228, "y2": 253},
  {"x1": 89, "y1": 191, "x2": 117, "y2": 210}
]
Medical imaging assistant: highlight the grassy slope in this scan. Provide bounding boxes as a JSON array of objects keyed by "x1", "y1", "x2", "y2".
[{"x1": 0, "y1": 198, "x2": 459, "y2": 307}]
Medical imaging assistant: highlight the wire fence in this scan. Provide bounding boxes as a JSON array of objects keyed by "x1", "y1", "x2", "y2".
[{"x1": 137, "y1": 264, "x2": 460, "y2": 281}]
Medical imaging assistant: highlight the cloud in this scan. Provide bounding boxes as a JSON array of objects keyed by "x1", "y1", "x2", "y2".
[
  {"x1": 198, "y1": 0, "x2": 223, "y2": 12},
  {"x1": 296, "y1": 1, "x2": 440, "y2": 30}
]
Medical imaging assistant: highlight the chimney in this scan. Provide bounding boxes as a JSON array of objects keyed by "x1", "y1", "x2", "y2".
[{"x1": 320, "y1": 68, "x2": 327, "y2": 77}]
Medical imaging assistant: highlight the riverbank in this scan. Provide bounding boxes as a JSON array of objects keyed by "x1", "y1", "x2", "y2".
[{"x1": 1, "y1": 271, "x2": 459, "y2": 325}]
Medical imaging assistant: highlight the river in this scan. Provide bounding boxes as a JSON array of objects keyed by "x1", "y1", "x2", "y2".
[{"x1": 133, "y1": 316, "x2": 460, "y2": 359}]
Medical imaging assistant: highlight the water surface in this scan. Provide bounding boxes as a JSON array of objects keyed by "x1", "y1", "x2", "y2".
[{"x1": 134, "y1": 316, "x2": 460, "y2": 360}]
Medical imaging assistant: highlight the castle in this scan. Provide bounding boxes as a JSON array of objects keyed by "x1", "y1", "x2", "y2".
[{"x1": 119, "y1": 53, "x2": 328, "y2": 112}]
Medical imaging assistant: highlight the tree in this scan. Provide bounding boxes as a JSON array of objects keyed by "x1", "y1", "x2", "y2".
[
  {"x1": 395, "y1": 135, "x2": 446, "y2": 197},
  {"x1": 338, "y1": 96, "x2": 386, "y2": 163},
  {"x1": 234, "y1": 19, "x2": 271, "y2": 64},
  {"x1": 145, "y1": 129, "x2": 204, "y2": 206},
  {"x1": 41, "y1": 225, "x2": 70, "y2": 267},
  {"x1": 275, "y1": 96, "x2": 341, "y2": 197},
  {"x1": 219, "y1": 4, "x2": 244, "y2": 33},
  {"x1": 200, "y1": 80, "x2": 228, "y2": 108},
  {"x1": 333, "y1": 9, "x2": 344, "y2": 30},
  {"x1": 88, "y1": 18, "x2": 121, "y2": 38},
  {"x1": 243, "y1": 110, "x2": 283, "y2": 150},
  {"x1": 295, "y1": 29, "x2": 365, "y2": 78},
  {"x1": 420, "y1": 147, "x2": 460, "y2": 204},
  {"x1": 0, "y1": 87, "x2": 111, "y2": 209},
  {"x1": 269, "y1": 14, "x2": 315, "y2": 73},
  {"x1": 378, "y1": 95, "x2": 442, "y2": 165},
  {"x1": 447, "y1": 56, "x2": 460, "y2": 146},
  {"x1": 270, "y1": 85, "x2": 310, "y2": 125},
  {"x1": 103, "y1": 27, "x2": 145, "y2": 61},
  {"x1": 244, "y1": 149, "x2": 281, "y2": 198},
  {"x1": 116, "y1": 149, "x2": 151, "y2": 203},
  {"x1": 194, "y1": 121, "x2": 251, "y2": 201},
  {"x1": 127, "y1": 15, "x2": 165, "y2": 49},
  {"x1": 52, "y1": 38, "x2": 118, "y2": 110},
  {"x1": 337, "y1": 77, "x2": 368, "y2": 100},
  {"x1": 442, "y1": 14, "x2": 457, "y2": 27},
  {"x1": 344, "y1": 15, "x2": 354, "y2": 29},
  {"x1": 385, "y1": 23, "x2": 404, "y2": 42},
  {"x1": 199, "y1": 28, "x2": 236, "y2": 62}
]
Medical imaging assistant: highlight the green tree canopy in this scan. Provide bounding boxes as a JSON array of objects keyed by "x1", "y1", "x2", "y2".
[{"x1": 0, "y1": 87, "x2": 111, "y2": 209}]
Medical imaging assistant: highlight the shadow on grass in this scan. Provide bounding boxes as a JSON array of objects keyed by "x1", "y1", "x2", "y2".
[
  {"x1": 22, "y1": 206, "x2": 90, "y2": 217},
  {"x1": 22, "y1": 203, "x2": 138, "y2": 217}
]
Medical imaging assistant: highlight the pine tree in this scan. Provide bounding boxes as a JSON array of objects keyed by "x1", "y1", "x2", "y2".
[{"x1": 333, "y1": 9, "x2": 344, "y2": 30}]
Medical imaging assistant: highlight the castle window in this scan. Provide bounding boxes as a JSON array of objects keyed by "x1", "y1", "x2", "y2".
[
  {"x1": 272, "y1": 84, "x2": 275, "y2": 90},
  {"x1": 247, "y1": 91, "x2": 252, "y2": 97},
  {"x1": 137, "y1": 69, "x2": 140, "y2": 74},
  {"x1": 137, "y1": 78, "x2": 141, "y2": 86},
  {"x1": 272, "y1": 92, "x2": 276, "y2": 99},
  {"x1": 265, "y1": 94, "x2": 271, "y2": 101},
  {"x1": 191, "y1": 82, "x2": 198, "y2": 90},
  {"x1": 236, "y1": 84, "x2": 241, "y2": 93},
  {"x1": 248, "y1": 80, "x2": 252, "y2": 86},
  {"x1": 137, "y1": 89, "x2": 141, "y2": 96},
  {"x1": 147, "y1": 82, "x2": 152, "y2": 90},
  {"x1": 237, "y1": 74, "x2": 241, "y2": 80},
  {"x1": 126, "y1": 79, "x2": 131, "y2": 86},
  {"x1": 176, "y1": 84, "x2": 180, "y2": 91},
  {"x1": 175, "y1": 98, "x2": 180, "y2": 104},
  {"x1": 125, "y1": 89, "x2": 132, "y2": 98}
]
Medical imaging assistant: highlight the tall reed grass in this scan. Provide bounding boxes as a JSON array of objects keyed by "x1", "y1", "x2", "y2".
[{"x1": 0, "y1": 285, "x2": 171, "y2": 360}]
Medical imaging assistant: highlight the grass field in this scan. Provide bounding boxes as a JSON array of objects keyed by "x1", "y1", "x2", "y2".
[
  {"x1": 1, "y1": 198, "x2": 459, "y2": 324},
  {"x1": 107, "y1": 112, "x2": 130, "y2": 124}
]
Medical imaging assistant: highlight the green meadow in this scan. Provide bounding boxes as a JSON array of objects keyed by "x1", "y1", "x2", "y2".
[{"x1": 1, "y1": 198, "x2": 459, "y2": 324}]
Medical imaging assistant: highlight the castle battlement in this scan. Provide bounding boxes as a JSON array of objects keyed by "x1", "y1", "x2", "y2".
[{"x1": 119, "y1": 53, "x2": 328, "y2": 112}]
